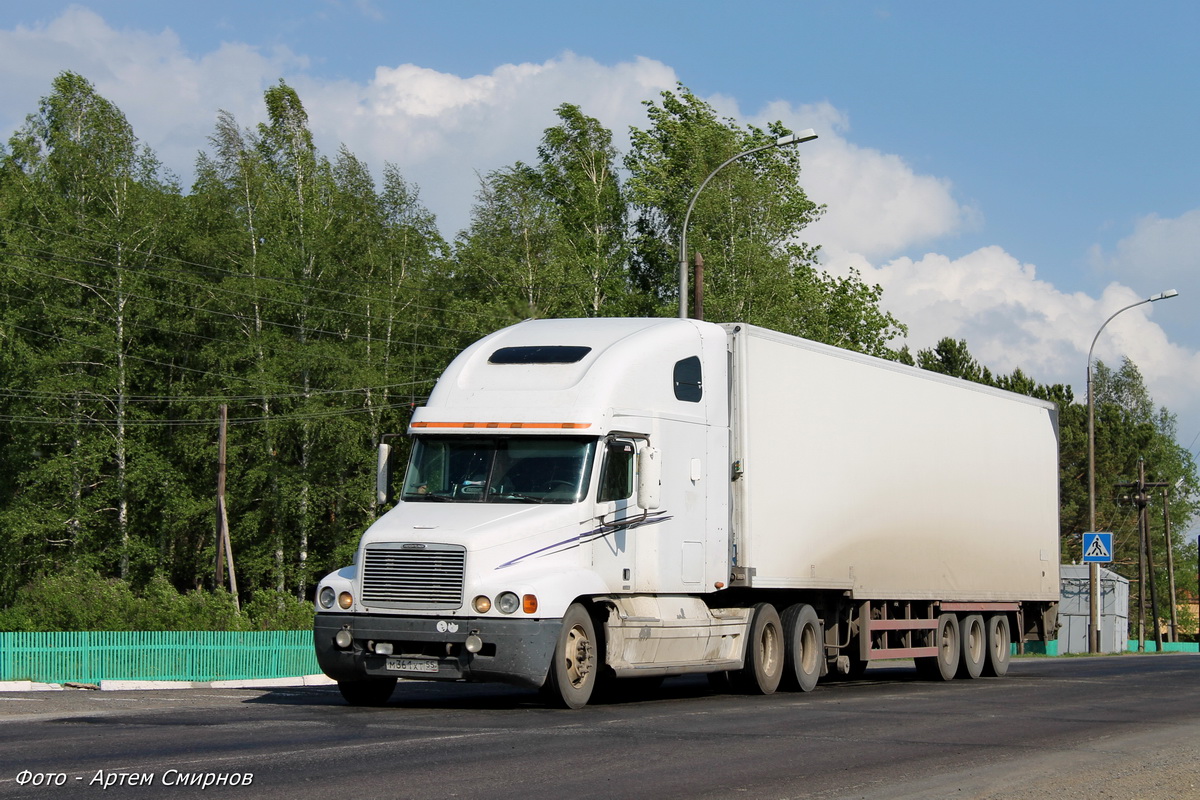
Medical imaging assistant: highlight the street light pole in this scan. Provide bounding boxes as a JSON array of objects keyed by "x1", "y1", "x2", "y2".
[
  {"x1": 1086, "y1": 288, "x2": 1178, "y2": 653},
  {"x1": 677, "y1": 129, "x2": 817, "y2": 319}
]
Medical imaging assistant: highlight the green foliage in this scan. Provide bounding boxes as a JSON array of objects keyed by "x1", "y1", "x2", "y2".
[
  {"x1": 3, "y1": 70, "x2": 1195, "y2": 638},
  {"x1": 0, "y1": 568, "x2": 311, "y2": 631},
  {"x1": 622, "y1": 84, "x2": 905, "y2": 353}
]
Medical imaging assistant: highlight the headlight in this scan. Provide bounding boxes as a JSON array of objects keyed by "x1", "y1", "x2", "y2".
[
  {"x1": 338, "y1": 591, "x2": 353, "y2": 609},
  {"x1": 473, "y1": 595, "x2": 492, "y2": 614},
  {"x1": 496, "y1": 592, "x2": 520, "y2": 615},
  {"x1": 319, "y1": 587, "x2": 336, "y2": 609}
]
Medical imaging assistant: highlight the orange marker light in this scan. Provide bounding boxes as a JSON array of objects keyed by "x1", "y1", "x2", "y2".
[
  {"x1": 411, "y1": 421, "x2": 591, "y2": 430},
  {"x1": 522, "y1": 594, "x2": 538, "y2": 614}
]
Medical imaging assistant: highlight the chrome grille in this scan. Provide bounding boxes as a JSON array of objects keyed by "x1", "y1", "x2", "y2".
[{"x1": 361, "y1": 543, "x2": 466, "y2": 610}]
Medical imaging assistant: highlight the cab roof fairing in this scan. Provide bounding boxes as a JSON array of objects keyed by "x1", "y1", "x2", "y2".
[{"x1": 409, "y1": 318, "x2": 726, "y2": 434}]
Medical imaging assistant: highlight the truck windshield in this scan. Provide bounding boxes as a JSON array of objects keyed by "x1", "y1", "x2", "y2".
[{"x1": 401, "y1": 436, "x2": 596, "y2": 504}]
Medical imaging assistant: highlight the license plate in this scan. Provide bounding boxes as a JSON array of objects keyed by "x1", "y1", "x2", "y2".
[{"x1": 386, "y1": 657, "x2": 438, "y2": 673}]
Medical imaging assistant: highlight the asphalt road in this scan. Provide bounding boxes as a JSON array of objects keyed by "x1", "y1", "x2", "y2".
[{"x1": 1, "y1": 655, "x2": 1197, "y2": 799}]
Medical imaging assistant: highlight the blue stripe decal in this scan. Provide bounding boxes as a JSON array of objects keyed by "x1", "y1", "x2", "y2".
[{"x1": 496, "y1": 510, "x2": 672, "y2": 569}]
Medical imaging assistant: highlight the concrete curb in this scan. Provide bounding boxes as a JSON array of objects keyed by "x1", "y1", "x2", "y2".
[
  {"x1": 0, "y1": 681, "x2": 64, "y2": 692},
  {"x1": 0, "y1": 675, "x2": 335, "y2": 692}
]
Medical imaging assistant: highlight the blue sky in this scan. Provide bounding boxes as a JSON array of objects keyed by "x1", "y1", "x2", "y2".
[{"x1": 2, "y1": 1, "x2": 1199, "y2": 503}]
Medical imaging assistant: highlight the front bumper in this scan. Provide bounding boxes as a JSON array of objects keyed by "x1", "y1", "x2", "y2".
[{"x1": 313, "y1": 612, "x2": 561, "y2": 689}]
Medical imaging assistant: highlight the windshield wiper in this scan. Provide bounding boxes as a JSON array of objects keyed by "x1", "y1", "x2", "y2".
[
  {"x1": 406, "y1": 492, "x2": 454, "y2": 502},
  {"x1": 498, "y1": 493, "x2": 548, "y2": 504}
]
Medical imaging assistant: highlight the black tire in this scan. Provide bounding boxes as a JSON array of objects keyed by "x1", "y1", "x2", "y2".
[
  {"x1": 337, "y1": 677, "x2": 397, "y2": 706},
  {"x1": 914, "y1": 613, "x2": 960, "y2": 681},
  {"x1": 957, "y1": 614, "x2": 985, "y2": 679},
  {"x1": 731, "y1": 603, "x2": 784, "y2": 695},
  {"x1": 781, "y1": 603, "x2": 822, "y2": 692},
  {"x1": 982, "y1": 613, "x2": 1012, "y2": 677},
  {"x1": 543, "y1": 603, "x2": 599, "y2": 709}
]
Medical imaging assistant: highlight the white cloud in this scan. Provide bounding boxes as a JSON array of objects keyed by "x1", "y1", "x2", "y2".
[
  {"x1": 295, "y1": 52, "x2": 678, "y2": 234},
  {"x1": 0, "y1": 10, "x2": 677, "y2": 231},
  {"x1": 840, "y1": 245, "x2": 1200, "y2": 444},
  {"x1": 0, "y1": 6, "x2": 305, "y2": 182},
  {"x1": 736, "y1": 100, "x2": 978, "y2": 261},
  {"x1": 3, "y1": 6, "x2": 1198, "y2": 447},
  {"x1": 1091, "y1": 208, "x2": 1200, "y2": 285}
]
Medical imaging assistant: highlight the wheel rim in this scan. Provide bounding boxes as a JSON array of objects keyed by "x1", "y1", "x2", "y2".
[
  {"x1": 800, "y1": 624, "x2": 819, "y2": 675},
  {"x1": 968, "y1": 621, "x2": 984, "y2": 662},
  {"x1": 990, "y1": 618, "x2": 1008, "y2": 661},
  {"x1": 760, "y1": 621, "x2": 780, "y2": 675},
  {"x1": 564, "y1": 624, "x2": 593, "y2": 689},
  {"x1": 939, "y1": 622, "x2": 955, "y2": 664}
]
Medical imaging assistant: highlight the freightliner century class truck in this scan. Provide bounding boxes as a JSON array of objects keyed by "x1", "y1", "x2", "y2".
[{"x1": 314, "y1": 318, "x2": 1060, "y2": 708}]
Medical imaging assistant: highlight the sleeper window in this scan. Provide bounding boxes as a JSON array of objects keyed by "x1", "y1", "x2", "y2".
[{"x1": 673, "y1": 356, "x2": 703, "y2": 402}]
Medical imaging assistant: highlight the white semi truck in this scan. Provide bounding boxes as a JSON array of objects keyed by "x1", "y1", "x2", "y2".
[{"x1": 314, "y1": 318, "x2": 1060, "y2": 707}]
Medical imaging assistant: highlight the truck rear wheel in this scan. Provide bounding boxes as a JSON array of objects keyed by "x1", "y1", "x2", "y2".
[
  {"x1": 732, "y1": 603, "x2": 783, "y2": 695},
  {"x1": 915, "y1": 613, "x2": 960, "y2": 681},
  {"x1": 982, "y1": 613, "x2": 1012, "y2": 677},
  {"x1": 957, "y1": 614, "x2": 985, "y2": 679},
  {"x1": 543, "y1": 603, "x2": 598, "y2": 709},
  {"x1": 337, "y1": 677, "x2": 397, "y2": 706},
  {"x1": 781, "y1": 603, "x2": 822, "y2": 692}
]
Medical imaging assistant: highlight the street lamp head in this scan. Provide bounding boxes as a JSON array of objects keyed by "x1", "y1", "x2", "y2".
[
  {"x1": 775, "y1": 129, "x2": 818, "y2": 147},
  {"x1": 1149, "y1": 289, "x2": 1179, "y2": 302}
]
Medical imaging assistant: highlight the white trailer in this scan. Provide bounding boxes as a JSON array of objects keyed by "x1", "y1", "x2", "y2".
[{"x1": 314, "y1": 318, "x2": 1060, "y2": 707}]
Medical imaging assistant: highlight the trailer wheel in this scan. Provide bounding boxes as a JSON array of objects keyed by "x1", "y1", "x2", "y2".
[
  {"x1": 543, "y1": 603, "x2": 598, "y2": 709},
  {"x1": 982, "y1": 613, "x2": 1012, "y2": 677},
  {"x1": 337, "y1": 677, "x2": 397, "y2": 706},
  {"x1": 781, "y1": 603, "x2": 822, "y2": 692},
  {"x1": 957, "y1": 614, "x2": 985, "y2": 679},
  {"x1": 915, "y1": 613, "x2": 960, "y2": 681},
  {"x1": 732, "y1": 603, "x2": 784, "y2": 695}
]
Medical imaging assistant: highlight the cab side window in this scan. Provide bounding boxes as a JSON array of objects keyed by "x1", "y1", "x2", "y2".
[
  {"x1": 598, "y1": 441, "x2": 635, "y2": 503},
  {"x1": 674, "y1": 356, "x2": 702, "y2": 402}
]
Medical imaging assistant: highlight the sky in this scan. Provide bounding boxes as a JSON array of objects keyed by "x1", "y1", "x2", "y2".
[{"x1": 1, "y1": 2, "x2": 1198, "y2": 523}]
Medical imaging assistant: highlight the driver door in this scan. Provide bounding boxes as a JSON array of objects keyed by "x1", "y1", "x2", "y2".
[{"x1": 590, "y1": 438, "x2": 639, "y2": 591}]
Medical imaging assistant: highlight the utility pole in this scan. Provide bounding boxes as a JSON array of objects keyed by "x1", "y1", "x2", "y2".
[
  {"x1": 1141, "y1": 460, "x2": 1163, "y2": 653},
  {"x1": 1118, "y1": 459, "x2": 1167, "y2": 652}
]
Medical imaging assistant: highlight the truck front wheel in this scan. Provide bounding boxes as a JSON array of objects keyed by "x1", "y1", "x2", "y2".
[
  {"x1": 543, "y1": 603, "x2": 599, "y2": 709},
  {"x1": 732, "y1": 603, "x2": 784, "y2": 695}
]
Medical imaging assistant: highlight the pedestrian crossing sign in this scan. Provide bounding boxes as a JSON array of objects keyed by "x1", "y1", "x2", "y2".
[{"x1": 1083, "y1": 532, "x2": 1113, "y2": 563}]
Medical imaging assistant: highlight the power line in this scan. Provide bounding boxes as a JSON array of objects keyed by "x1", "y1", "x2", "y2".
[
  {"x1": 0, "y1": 377, "x2": 436, "y2": 405},
  {"x1": 0, "y1": 285, "x2": 460, "y2": 384},
  {"x1": 1, "y1": 258, "x2": 476, "y2": 348},
  {"x1": 0, "y1": 400, "x2": 426, "y2": 428},
  {"x1": 6, "y1": 321, "x2": 307, "y2": 391},
  {"x1": 2, "y1": 219, "x2": 513, "y2": 325}
]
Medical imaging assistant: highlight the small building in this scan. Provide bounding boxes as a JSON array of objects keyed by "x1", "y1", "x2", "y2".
[{"x1": 1057, "y1": 565, "x2": 1129, "y2": 654}]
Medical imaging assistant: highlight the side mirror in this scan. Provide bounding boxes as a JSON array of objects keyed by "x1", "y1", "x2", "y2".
[
  {"x1": 637, "y1": 446, "x2": 661, "y2": 511},
  {"x1": 376, "y1": 442, "x2": 392, "y2": 506}
]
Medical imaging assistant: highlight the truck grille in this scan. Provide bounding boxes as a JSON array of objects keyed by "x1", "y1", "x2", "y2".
[{"x1": 361, "y1": 543, "x2": 466, "y2": 610}]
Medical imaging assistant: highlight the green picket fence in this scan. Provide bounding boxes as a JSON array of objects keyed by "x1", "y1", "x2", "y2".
[{"x1": 0, "y1": 631, "x2": 319, "y2": 684}]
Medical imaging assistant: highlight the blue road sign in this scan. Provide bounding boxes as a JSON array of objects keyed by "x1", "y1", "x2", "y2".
[{"x1": 1083, "y1": 532, "x2": 1113, "y2": 563}]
